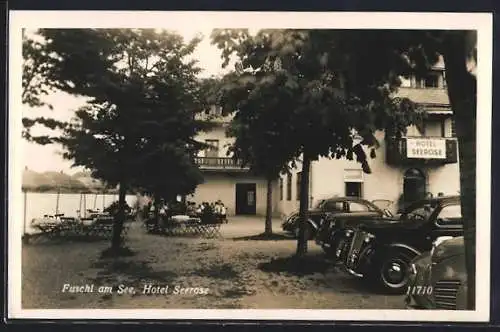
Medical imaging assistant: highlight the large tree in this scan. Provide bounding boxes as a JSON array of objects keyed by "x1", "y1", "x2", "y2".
[
  {"x1": 211, "y1": 29, "x2": 424, "y2": 255},
  {"x1": 218, "y1": 72, "x2": 297, "y2": 235},
  {"x1": 36, "y1": 28, "x2": 208, "y2": 252},
  {"x1": 413, "y1": 30, "x2": 477, "y2": 310}
]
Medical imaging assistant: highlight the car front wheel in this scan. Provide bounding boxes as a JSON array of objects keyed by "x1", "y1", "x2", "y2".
[{"x1": 377, "y1": 250, "x2": 416, "y2": 294}]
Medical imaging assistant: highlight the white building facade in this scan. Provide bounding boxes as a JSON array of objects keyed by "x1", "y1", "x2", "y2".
[
  {"x1": 189, "y1": 110, "x2": 280, "y2": 216},
  {"x1": 189, "y1": 63, "x2": 460, "y2": 218},
  {"x1": 277, "y1": 66, "x2": 460, "y2": 217}
]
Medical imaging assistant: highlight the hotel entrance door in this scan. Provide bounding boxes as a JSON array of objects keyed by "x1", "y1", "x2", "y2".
[{"x1": 235, "y1": 183, "x2": 256, "y2": 215}]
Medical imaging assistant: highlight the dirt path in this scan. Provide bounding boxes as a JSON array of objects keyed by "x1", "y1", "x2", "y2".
[{"x1": 22, "y1": 217, "x2": 405, "y2": 309}]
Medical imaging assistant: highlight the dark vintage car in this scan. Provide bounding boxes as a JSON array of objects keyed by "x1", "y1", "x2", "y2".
[
  {"x1": 405, "y1": 236, "x2": 468, "y2": 310},
  {"x1": 315, "y1": 210, "x2": 398, "y2": 258},
  {"x1": 281, "y1": 197, "x2": 390, "y2": 240},
  {"x1": 342, "y1": 195, "x2": 463, "y2": 294}
]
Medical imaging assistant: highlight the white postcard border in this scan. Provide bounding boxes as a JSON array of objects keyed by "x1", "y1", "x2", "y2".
[{"x1": 8, "y1": 10, "x2": 493, "y2": 322}]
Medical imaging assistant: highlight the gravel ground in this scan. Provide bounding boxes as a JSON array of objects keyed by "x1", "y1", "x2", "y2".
[{"x1": 22, "y1": 217, "x2": 406, "y2": 309}]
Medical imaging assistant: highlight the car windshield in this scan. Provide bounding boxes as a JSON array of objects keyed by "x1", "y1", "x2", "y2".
[
  {"x1": 315, "y1": 200, "x2": 326, "y2": 209},
  {"x1": 361, "y1": 200, "x2": 384, "y2": 213},
  {"x1": 317, "y1": 198, "x2": 383, "y2": 214},
  {"x1": 371, "y1": 199, "x2": 393, "y2": 210}
]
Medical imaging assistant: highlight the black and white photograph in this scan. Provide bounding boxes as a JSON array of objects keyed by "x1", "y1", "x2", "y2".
[{"x1": 7, "y1": 11, "x2": 492, "y2": 322}]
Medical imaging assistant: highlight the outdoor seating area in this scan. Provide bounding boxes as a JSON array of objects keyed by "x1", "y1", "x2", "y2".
[
  {"x1": 26, "y1": 214, "x2": 130, "y2": 243},
  {"x1": 144, "y1": 215, "x2": 222, "y2": 239}
]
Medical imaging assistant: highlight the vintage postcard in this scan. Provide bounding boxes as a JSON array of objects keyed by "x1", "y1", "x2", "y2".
[{"x1": 7, "y1": 11, "x2": 492, "y2": 322}]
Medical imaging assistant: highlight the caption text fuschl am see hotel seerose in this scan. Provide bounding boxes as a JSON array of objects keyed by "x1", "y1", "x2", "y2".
[{"x1": 61, "y1": 283, "x2": 210, "y2": 295}]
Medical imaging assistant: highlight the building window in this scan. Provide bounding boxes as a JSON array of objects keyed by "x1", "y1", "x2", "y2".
[
  {"x1": 424, "y1": 74, "x2": 439, "y2": 88},
  {"x1": 451, "y1": 118, "x2": 457, "y2": 137},
  {"x1": 286, "y1": 173, "x2": 292, "y2": 201},
  {"x1": 423, "y1": 119, "x2": 445, "y2": 137},
  {"x1": 205, "y1": 139, "x2": 219, "y2": 158},
  {"x1": 344, "y1": 169, "x2": 363, "y2": 198},
  {"x1": 279, "y1": 178, "x2": 284, "y2": 201},
  {"x1": 345, "y1": 182, "x2": 362, "y2": 198},
  {"x1": 296, "y1": 172, "x2": 302, "y2": 200},
  {"x1": 205, "y1": 106, "x2": 222, "y2": 117}
]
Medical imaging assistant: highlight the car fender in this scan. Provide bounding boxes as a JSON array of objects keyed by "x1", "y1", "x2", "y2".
[{"x1": 385, "y1": 243, "x2": 422, "y2": 258}]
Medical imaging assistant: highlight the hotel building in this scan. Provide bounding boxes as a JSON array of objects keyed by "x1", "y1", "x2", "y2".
[{"x1": 191, "y1": 60, "x2": 460, "y2": 217}]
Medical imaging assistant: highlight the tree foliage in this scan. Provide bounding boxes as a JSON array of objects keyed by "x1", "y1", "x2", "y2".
[
  {"x1": 22, "y1": 29, "x2": 68, "y2": 144},
  {"x1": 35, "y1": 28, "x2": 209, "y2": 250},
  {"x1": 211, "y1": 29, "x2": 426, "y2": 254}
]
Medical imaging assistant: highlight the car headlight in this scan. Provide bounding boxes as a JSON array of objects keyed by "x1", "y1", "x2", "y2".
[
  {"x1": 345, "y1": 229, "x2": 354, "y2": 236},
  {"x1": 363, "y1": 233, "x2": 375, "y2": 242}
]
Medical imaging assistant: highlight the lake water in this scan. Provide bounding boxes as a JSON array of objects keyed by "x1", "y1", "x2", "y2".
[{"x1": 19, "y1": 192, "x2": 139, "y2": 234}]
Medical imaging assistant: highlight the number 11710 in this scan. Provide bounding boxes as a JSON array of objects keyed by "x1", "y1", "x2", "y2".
[{"x1": 407, "y1": 286, "x2": 433, "y2": 296}]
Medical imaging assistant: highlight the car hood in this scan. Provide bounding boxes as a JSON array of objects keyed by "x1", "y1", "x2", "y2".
[
  {"x1": 432, "y1": 236, "x2": 464, "y2": 262},
  {"x1": 358, "y1": 217, "x2": 408, "y2": 228},
  {"x1": 286, "y1": 208, "x2": 322, "y2": 219}
]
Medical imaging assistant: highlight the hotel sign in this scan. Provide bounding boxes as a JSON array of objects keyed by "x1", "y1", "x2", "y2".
[{"x1": 406, "y1": 138, "x2": 446, "y2": 159}]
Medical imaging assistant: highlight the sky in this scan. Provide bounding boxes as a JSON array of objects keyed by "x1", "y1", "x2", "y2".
[
  {"x1": 16, "y1": 14, "x2": 481, "y2": 176},
  {"x1": 22, "y1": 28, "x2": 232, "y2": 174}
]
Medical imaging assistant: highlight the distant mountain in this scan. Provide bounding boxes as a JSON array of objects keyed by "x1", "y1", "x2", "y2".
[
  {"x1": 22, "y1": 169, "x2": 115, "y2": 193},
  {"x1": 22, "y1": 169, "x2": 55, "y2": 189},
  {"x1": 71, "y1": 171, "x2": 105, "y2": 189}
]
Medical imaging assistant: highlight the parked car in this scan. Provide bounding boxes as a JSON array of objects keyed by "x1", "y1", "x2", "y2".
[
  {"x1": 281, "y1": 197, "x2": 390, "y2": 240},
  {"x1": 405, "y1": 236, "x2": 467, "y2": 310},
  {"x1": 315, "y1": 209, "x2": 398, "y2": 259},
  {"x1": 342, "y1": 195, "x2": 463, "y2": 294}
]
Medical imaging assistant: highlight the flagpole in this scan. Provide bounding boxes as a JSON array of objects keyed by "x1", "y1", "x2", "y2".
[
  {"x1": 78, "y1": 193, "x2": 83, "y2": 218},
  {"x1": 83, "y1": 193, "x2": 87, "y2": 218},
  {"x1": 23, "y1": 189, "x2": 27, "y2": 235},
  {"x1": 55, "y1": 187, "x2": 60, "y2": 215}
]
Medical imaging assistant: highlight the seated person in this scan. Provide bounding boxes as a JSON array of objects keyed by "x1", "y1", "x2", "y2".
[{"x1": 220, "y1": 203, "x2": 227, "y2": 223}]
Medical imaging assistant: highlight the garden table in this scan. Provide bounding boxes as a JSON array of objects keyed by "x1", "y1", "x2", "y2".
[{"x1": 150, "y1": 217, "x2": 222, "y2": 238}]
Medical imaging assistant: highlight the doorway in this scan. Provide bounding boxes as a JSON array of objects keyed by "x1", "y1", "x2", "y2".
[
  {"x1": 403, "y1": 168, "x2": 426, "y2": 204},
  {"x1": 235, "y1": 183, "x2": 257, "y2": 215}
]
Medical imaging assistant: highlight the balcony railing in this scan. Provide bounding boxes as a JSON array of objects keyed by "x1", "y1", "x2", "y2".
[
  {"x1": 194, "y1": 157, "x2": 249, "y2": 171},
  {"x1": 194, "y1": 113, "x2": 233, "y2": 124},
  {"x1": 386, "y1": 137, "x2": 458, "y2": 165}
]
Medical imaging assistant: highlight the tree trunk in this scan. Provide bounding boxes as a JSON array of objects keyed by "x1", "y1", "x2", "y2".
[
  {"x1": 111, "y1": 181, "x2": 127, "y2": 250},
  {"x1": 296, "y1": 153, "x2": 311, "y2": 257},
  {"x1": 442, "y1": 31, "x2": 477, "y2": 310},
  {"x1": 154, "y1": 194, "x2": 160, "y2": 227},
  {"x1": 264, "y1": 176, "x2": 274, "y2": 235}
]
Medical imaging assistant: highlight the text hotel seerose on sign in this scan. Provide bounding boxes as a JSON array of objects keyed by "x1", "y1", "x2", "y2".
[{"x1": 406, "y1": 138, "x2": 446, "y2": 159}]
